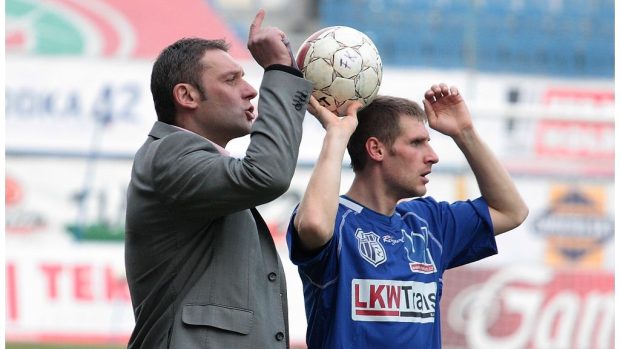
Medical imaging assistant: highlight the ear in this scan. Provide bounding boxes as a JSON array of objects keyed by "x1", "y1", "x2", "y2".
[
  {"x1": 366, "y1": 137, "x2": 384, "y2": 162},
  {"x1": 172, "y1": 83, "x2": 200, "y2": 110}
]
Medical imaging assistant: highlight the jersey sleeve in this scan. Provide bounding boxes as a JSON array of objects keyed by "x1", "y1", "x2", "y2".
[
  {"x1": 444, "y1": 197, "x2": 498, "y2": 268},
  {"x1": 286, "y1": 206, "x2": 340, "y2": 286}
]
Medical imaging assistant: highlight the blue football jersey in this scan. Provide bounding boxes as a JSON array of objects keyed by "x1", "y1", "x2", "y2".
[{"x1": 287, "y1": 196, "x2": 497, "y2": 349}]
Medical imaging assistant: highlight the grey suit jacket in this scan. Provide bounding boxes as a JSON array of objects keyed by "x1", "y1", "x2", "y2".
[{"x1": 125, "y1": 69, "x2": 312, "y2": 348}]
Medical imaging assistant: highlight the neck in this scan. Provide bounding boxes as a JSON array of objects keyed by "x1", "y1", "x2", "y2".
[
  {"x1": 176, "y1": 116, "x2": 228, "y2": 148},
  {"x1": 345, "y1": 173, "x2": 399, "y2": 216}
]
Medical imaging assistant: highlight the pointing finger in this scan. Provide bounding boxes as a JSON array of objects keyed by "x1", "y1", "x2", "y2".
[{"x1": 249, "y1": 9, "x2": 265, "y2": 39}]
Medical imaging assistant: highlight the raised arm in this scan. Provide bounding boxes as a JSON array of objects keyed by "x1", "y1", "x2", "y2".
[
  {"x1": 422, "y1": 83, "x2": 528, "y2": 235},
  {"x1": 293, "y1": 98, "x2": 361, "y2": 251}
]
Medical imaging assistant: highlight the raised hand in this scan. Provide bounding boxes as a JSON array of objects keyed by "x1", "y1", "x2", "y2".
[
  {"x1": 422, "y1": 83, "x2": 473, "y2": 138},
  {"x1": 247, "y1": 9, "x2": 292, "y2": 68},
  {"x1": 308, "y1": 96, "x2": 360, "y2": 138}
]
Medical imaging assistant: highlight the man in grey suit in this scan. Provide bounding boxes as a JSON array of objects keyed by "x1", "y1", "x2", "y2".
[{"x1": 124, "y1": 10, "x2": 312, "y2": 348}]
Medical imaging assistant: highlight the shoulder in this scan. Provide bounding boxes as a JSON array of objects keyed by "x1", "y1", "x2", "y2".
[
  {"x1": 397, "y1": 197, "x2": 491, "y2": 228},
  {"x1": 396, "y1": 196, "x2": 442, "y2": 213},
  {"x1": 140, "y1": 124, "x2": 220, "y2": 174},
  {"x1": 397, "y1": 196, "x2": 489, "y2": 212},
  {"x1": 152, "y1": 126, "x2": 218, "y2": 157}
]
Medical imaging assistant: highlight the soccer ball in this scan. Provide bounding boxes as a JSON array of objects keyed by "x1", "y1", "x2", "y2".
[{"x1": 296, "y1": 26, "x2": 383, "y2": 116}]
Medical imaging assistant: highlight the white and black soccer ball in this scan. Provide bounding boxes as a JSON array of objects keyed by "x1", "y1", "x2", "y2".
[{"x1": 296, "y1": 26, "x2": 383, "y2": 116}]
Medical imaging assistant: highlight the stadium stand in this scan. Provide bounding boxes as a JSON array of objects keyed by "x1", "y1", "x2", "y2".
[{"x1": 318, "y1": 0, "x2": 614, "y2": 77}]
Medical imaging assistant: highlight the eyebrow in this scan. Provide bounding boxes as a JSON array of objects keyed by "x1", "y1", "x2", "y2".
[
  {"x1": 413, "y1": 136, "x2": 430, "y2": 142},
  {"x1": 219, "y1": 67, "x2": 244, "y2": 79},
  {"x1": 201, "y1": 60, "x2": 243, "y2": 75},
  {"x1": 406, "y1": 132, "x2": 430, "y2": 142}
]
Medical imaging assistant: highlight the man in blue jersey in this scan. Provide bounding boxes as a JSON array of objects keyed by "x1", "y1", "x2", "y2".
[{"x1": 287, "y1": 84, "x2": 529, "y2": 349}]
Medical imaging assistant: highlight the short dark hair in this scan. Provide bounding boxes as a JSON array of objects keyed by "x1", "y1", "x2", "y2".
[
  {"x1": 150, "y1": 38, "x2": 230, "y2": 124},
  {"x1": 348, "y1": 95, "x2": 427, "y2": 172}
]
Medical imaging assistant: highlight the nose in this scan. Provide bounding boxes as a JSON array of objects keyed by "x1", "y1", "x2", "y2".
[
  {"x1": 242, "y1": 79, "x2": 258, "y2": 99},
  {"x1": 426, "y1": 145, "x2": 439, "y2": 164}
]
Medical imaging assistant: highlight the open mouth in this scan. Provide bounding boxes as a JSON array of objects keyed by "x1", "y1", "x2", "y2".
[
  {"x1": 245, "y1": 106, "x2": 255, "y2": 121},
  {"x1": 421, "y1": 171, "x2": 431, "y2": 182}
]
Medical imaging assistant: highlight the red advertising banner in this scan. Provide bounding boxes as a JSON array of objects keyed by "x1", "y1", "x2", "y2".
[
  {"x1": 441, "y1": 266, "x2": 614, "y2": 349},
  {"x1": 534, "y1": 120, "x2": 614, "y2": 159}
]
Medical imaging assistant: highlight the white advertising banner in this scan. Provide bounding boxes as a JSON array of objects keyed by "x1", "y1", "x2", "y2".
[
  {"x1": 4, "y1": 57, "x2": 339, "y2": 165},
  {"x1": 6, "y1": 242, "x2": 133, "y2": 343},
  {"x1": 6, "y1": 57, "x2": 614, "y2": 170},
  {"x1": 6, "y1": 58, "x2": 155, "y2": 157}
]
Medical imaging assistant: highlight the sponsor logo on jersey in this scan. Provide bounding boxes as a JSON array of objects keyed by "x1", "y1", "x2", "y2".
[
  {"x1": 382, "y1": 234, "x2": 404, "y2": 245},
  {"x1": 402, "y1": 228, "x2": 437, "y2": 274},
  {"x1": 352, "y1": 278, "x2": 436, "y2": 323},
  {"x1": 409, "y1": 262, "x2": 436, "y2": 273},
  {"x1": 355, "y1": 229, "x2": 386, "y2": 267}
]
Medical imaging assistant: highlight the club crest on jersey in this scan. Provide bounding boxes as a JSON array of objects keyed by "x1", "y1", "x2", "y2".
[{"x1": 355, "y1": 229, "x2": 386, "y2": 267}]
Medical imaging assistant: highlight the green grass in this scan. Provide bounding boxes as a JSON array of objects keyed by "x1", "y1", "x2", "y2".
[{"x1": 6, "y1": 344, "x2": 125, "y2": 349}]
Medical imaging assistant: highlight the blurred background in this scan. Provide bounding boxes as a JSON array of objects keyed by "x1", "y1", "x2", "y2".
[{"x1": 4, "y1": 0, "x2": 615, "y2": 348}]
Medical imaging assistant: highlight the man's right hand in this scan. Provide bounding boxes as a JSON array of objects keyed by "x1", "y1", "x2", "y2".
[{"x1": 247, "y1": 9, "x2": 293, "y2": 68}]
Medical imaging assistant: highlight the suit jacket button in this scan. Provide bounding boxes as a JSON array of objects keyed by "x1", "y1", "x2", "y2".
[
  {"x1": 268, "y1": 272, "x2": 277, "y2": 281},
  {"x1": 275, "y1": 332, "x2": 285, "y2": 341}
]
